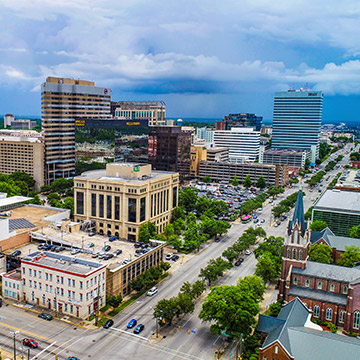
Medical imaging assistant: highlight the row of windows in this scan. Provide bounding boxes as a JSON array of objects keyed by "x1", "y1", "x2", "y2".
[
  {"x1": 293, "y1": 276, "x2": 348, "y2": 294},
  {"x1": 4, "y1": 281, "x2": 20, "y2": 289},
  {"x1": 4, "y1": 290, "x2": 17, "y2": 298}
]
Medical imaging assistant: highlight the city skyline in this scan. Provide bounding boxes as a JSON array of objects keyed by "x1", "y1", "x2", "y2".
[{"x1": 1, "y1": 1, "x2": 360, "y2": 121}]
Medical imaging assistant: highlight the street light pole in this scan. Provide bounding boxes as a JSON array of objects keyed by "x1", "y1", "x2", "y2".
[{"x1": 12, "y1": 330, "x2": 20, "y2": 360}]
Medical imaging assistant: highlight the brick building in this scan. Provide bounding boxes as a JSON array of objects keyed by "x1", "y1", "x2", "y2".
[{"x1": 279, "y1": 191, "x2": 360, "y2": 333}]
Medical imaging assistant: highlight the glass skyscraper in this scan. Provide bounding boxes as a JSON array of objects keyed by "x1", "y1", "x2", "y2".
[{"x1": 272, "y1": 90, "x2": 323, "y2": 160}]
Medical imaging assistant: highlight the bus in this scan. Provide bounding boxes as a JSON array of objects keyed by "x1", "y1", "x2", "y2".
[{"x1": 241, "y1": 215, "x2": 252, "y2": 224}]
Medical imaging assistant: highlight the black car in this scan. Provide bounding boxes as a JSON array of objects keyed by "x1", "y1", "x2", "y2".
[
  {"x1": 114, "y1": 249, "x2": 122, "y2": 256},
  {"x1": 171, "y1": 254, "x2": 179, "y2": 261},
  {"x1": 103, "y1": 319, "x2": 114, "y2": 329},
  {"x1": 134, "y1": 242, "x2": 143, "y2": 248},
  {"x1": 104, "y1": 254, "x2": 114, "y2": 260},
  {"x1": 103, "y1": 245, "x2": 111, "y2": 252},
  {"x1": 88, "y1": 231, "x2": 96, "y2": 236},
  {"x1": 235, "y1": 258, "x2": 244, "y2": 266},
  {"x1": 38, "y1": 313, "x2": 53, "y2": 321},
  {"x1": 134, "y1": 324, "x2": 144, "y2": 334},
  {"x1": 11, "y1": 250, "x2": 21, "y2": 257}
]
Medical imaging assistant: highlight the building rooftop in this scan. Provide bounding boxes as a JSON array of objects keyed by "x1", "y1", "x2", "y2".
[
  {"x1": 207, "y1": 147, "x2": 229, "y2": 152},
  {"x1": 314, "y1": 189, "x2": 360, "y2": 215},
  {"x1": 0, "y1": 196, "x2": 33, "y2": 211},
  {"x1": 265, "y1": 149, "x2": 308, "y2": 155},
  {"x1": 22, "y1": 251, "x2": 105, "y2": 275},
  {"x1": 292, "y1": 260, "x2": 360, "y2": 283}
]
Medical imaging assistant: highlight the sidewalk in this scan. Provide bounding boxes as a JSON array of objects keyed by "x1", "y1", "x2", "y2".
[{"x1": 4, "y1": 298, "x2": 97, "y2": 329}]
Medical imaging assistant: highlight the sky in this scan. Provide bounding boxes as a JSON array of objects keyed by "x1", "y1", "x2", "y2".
[{"x1": 1, "y1": 0, "x2": 360, "y2": 122}]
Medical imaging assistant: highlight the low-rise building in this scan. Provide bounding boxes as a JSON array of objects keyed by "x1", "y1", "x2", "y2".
[
  {"x1": 259, "y1": 147, "x2": 309, "y2": 168},
  {"x1": 190, "y1": 145, "x2": 207, "y2": 177},
  {"x1": 2, "y1": 268, "x2": 23, "y2": 301},
  {"x1": 206, "y1": 147, "x2": 229, "y2": 162},
  {"x1": 74, "y1": 163, "x2": 179, "y2": 241},
  {"x1": 196, "y1": 127, "x2": 214, "y2": 143},
  {"x1": 10, "y1": 119, "x2": 37, "y2": 130},
  {"x1": 198, "y1": 161, "x2": 288, "y2": 187},
  {"x1": 312, "y1": 189, "x2": 360, "y2": 236}
]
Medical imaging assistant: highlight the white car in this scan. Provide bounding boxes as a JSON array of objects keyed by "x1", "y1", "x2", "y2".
[
  {"x1": 147, "y1": 287, "x2": 158, "y2": 296},
  {"x1": 245, "y1": 250, "x2": 251, "y2": 255},
  {"x1": 165, "y1": 253, "x2": 173, "y2": 261}
]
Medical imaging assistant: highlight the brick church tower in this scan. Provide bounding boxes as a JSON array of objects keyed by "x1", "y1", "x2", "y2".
[{"x1": 279, "y1": 190, "x2": 311, "y2": 299}]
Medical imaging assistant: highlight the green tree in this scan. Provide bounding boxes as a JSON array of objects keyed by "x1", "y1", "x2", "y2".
[
  {"x1": 175, "y1": 293, "x2": 195, "y2": 317},
  {"x1": 164, "y1": 223, "x2": 175, "y2": 239},
  {"x1": 202, "y1": 175, "x2": 212, "y2": 183},
  {"x1": 199, "y1": 285, "x2": 259, "y2": 340},
  {"x1": 106, "y1": 294, "x2": 123, "y2": 308},
  {"x1": 10, "y1": 171, "x2": 35, "y2": 189},
  {"x1": 28, "y1": 194, "x2": 42, "y2": 205},
  {"x1": 63, "y1": 197, "x2": 74, "y2": 217},
  {"x1": 243, "y1": 174, "x2": 252, "y2": 188},
  {"x1": 304, "y1": 158, "x2": 311, "y2": 170},
  {"x1": 179, "y1": 187, "x2": 198, "y2": 213},
  {"x1": 255, "y1": 252, "x2": 278, "y2": 284},
  {"x1": 191, "y1": 280, "x2": 206, "y2": 298},
  {"x1": 237, "y1": 276, "x2": 265, "y2": 302},
  {"x1": 254, "y1": 236, "x2": 284, "y2": 267},
  {"x1": 138, "y1": 222, "x2": 157, "y2": 243},
  {"x1": 214, "y1": 220, "x2": 231, "y2": 237},
  {"x1": 304, "y1": 206, "x2": 313, "y2": 220},
  {"x1": 267, "y1": 300, "x2": 283, "y2": 317},
  {"x1": 290, "y1": 177, "x2": 299, "y2": 184},
  {"x1": 349, "y1": 224, "x2": 360, "y2": 239},
  {"x1": 337, "y1": 246, "x2": 360, "y2": 267},
  {"x1": 308, "y1": 243, "x2": 333, "y2": 264},
  {"x1": 256, "y1": 176, "x2": 266, "y2": 189},
  {"x1": 272, "y1": 205, "x2": 289, "y2": 219},
  {"x1": 182, "y1": 221, "x2": 201, "y2": 252},
  {"x1": 51, "y1": 178, "x2": 73, "y2": 193},
  {"x1": 173, "y1": 218, "x2": 186, "y2": 235},
  {"x1": 310, "y1": 220, "x2": 328, "y2": 232},
  {"x1": 199, "y1": 257, "x2": 231, "y2": 285},
  {"x1": 231, "y1": 175, "x2": 239, "y2": 186},
  {"x1": 171, "y1": 206, "x2": 186, "y2": 221},
  {"x1": 222, "y1": 247, "x2": 238, "y2": 264},
  {"x1": 154, "y1": 298, "x2": 178, "y2": 325}
]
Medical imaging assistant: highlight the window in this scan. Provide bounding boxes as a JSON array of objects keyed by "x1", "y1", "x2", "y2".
[
  {"x1": 61, "y1": 276, "x2": 64, "y2": 284},
  {"x1": 68, "y1": 279, "x2": 71, "y2": 286},
  {"x1": 140, "y1": 197, "x2": 146, "y2": 222},
  {"x1": 275, "y1": 346, "x2": 278, "y2": 354},
  {"x1": 313, "y1": 305, "x2": 320, "y2": 318},
  {"x1": 354, "y1": 311, "x2": 360, "y2": 329},
  {"x1": 22, "y1": 268, "x2": 25, "y2": 274},
  {"x1": 326, "y1": 307, "x2": 333, "y2": 321},
  {"x1": 128, "y1": 198, "x2": 137, "y2": 223},
  {"x1": 339, "y1": 310, "x2": 345, "y2": 323},
  {"x1": 50, "y1": 274, "x2": 52, "y2": 281},
  {"x1": 29, "y1": 269, "x2": 32, "y2": 276},
  {"x1": 72, "y1": 279, "x2": 75, "y2": 287},
  {"x1": 45, "y1": 273, "x2": 48, "y2": 280},
  {"x1": 317, "y1": 281, "x2": 322, "y2": 289},
  {"x1": 29, "y1": 280, "x2": 32, "y2": 287},
  {"x1": 56, "y1": 276, "x2": 59, "y2": 283},
  {"x1": 287, "y1": 248, "x2": 290, "y2": 258},
  {"x1": 293, "y1": 277, "x2": 298, "y2": 285},
  {"x1": 107, "y1": 195, "x2": 112, "y2": 219},
  {"x1": 80, "y1": 293, "x2": 83, "y2": 301},
  {"x1": 76, "y1": 191, "x2": 84, "y2": 215},
  {"x1": 34, "y1": 270, "x2": 37, "y2": 277},
  {"x1": 99, "y1": 194, "x2": 104, "y2": 218},
  {"x1": 343, "y1": 285, "x2": 348, "y2": 294},
  {"x1": 80, "y1": 281, "x2": 83, "y2": 289},
  {"x1": 305, "y1": 279, "x2": 310, "y2": 287},
  {"x1": 91, "y1": 194, "x2": 97, "y2": 217},
  {"x1": 68, "y1": 290, "x2": 71, "y2": 298},
  {"x1": 39, "y1": 271, "x2": 42, "y2": 279},
  {"x1": 292, "y1": 248, "x2": 297, "y2": 259},
  {"x1": 173, "y1": 186, "x2": 178, "y2": 207},
  {"x1": 330, "y1": 284, "x2": 335, "y2": 292},
  {"x1": 299, "y1": 250, "x2": 302, "y2": 260},
  {"x1": 115, "y1": 196, "x2": 120, "y2": 220}
]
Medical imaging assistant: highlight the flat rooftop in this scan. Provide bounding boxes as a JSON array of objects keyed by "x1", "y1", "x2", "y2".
[
  {"x1": 22, "y1": 251, "x2": 105, "y2": 275},
  {"x1": 0, "y1": 196, "x2": 33, "y2": 210},
  {"x1": 265, "y1": 149, "x2": 308, "y2": 155},
  {"x1": 314, "y1": 189, "x2": 360, "y2": 215}
]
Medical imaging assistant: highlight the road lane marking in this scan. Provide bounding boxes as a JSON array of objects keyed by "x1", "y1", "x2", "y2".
[
  {"x1": 110, "y1": 327, "x2": 148, "y2": 341},
  {"x1": 55, "y1": 331, "x2": 89, "y2": 357},
  {"x1": 30, "y1": 341, "x2": 56, "y2": 360},
  {"x1": 0, "y1": 322, "x2": 54, "y2": 342}
]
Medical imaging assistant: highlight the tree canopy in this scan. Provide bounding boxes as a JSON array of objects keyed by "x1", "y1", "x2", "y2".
[
  {"x1": 255, "y1": 252, "x2": 278, "y2": 284},
  {"x1": 349, "y1": 224, "x2": 360, "y2": 239},
  {"x1": 337, "y1": 246, "x2": 360, "y2": 267},
  {"x1": 256, "y1": 176, "x2": 266, "y2": 189},
  {"x1": 231, "y1": 175, "x2": 239, "y2": 186},
  {"x1": 310, "y1": 220, "x2": 328, "y2": 232},
  {"x1": 308, "y1": 243, "x2": 333, "y2": 264},
  {"x1": 243, "y1": 174, "x2": 252, "y2": 188}
]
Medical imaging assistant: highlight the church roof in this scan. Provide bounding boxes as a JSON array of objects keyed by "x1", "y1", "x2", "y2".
[
  {"x1": 292, "y1": 260, "x2": 360, "y2": 283},
  {"x1": 288, "y1": 191, "x2": 307, "y2": 237},
  {"x1": 310, "y1": 227, "x2": 335, "y2": 244},
  {"x1": 326, "y1": 235, "x2": 360, "y2": 252}
]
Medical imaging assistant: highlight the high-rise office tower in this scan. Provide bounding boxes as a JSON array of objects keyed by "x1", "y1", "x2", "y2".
[
  {"x1": 272, "y1": 89, "x2": 323, "y2": 161},
  {"x1": 41, "y1": 77, "x2": 111, "y2": 184},
  {"x1": 216, "y1": 113, "x2": 262, "y2": 131}
]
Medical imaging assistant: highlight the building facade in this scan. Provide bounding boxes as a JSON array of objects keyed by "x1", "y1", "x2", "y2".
[
  {"x1": 206, "y1": 147, "x2": 229, "y2": 162},
  {"x1": 4, "y1": 113, "x2": 14, "y2": 128},
  {"x1": 19, "y1": 251, "x2": 107, "y2": 319},
  {"x1": 214, "y1": 128, "x2": 260, "y2": 163},
  {"x1": 312, "y1": 189, "x2": 360, "y2": 236},
  {"x1": 190, "y1": 145, "x2": 207, "y2": 177},
  {"x1": 41, "y1": 77, "x2": 111, "y2": 184},
  {"x1": 148, "y1": 126, "x2": 192, "y2": 179},
  {"x1": 10, "y1": 119, "x2": 37, "y2": 130},
  {"x1": 0, "y1": 130, "x2": 45, "y2": 190},
  {"x1": 74, "y1": 163, "x2": 179, "y2": 241},
  {"x1": 272, "y1": 89, "x2": 323, "y2": 161},
  {"x1": 196, "y1": 127, "x2": 214, "y2": 143},
  {"x1": 216, "y1": 113, "x2": 262, "y2": 131},
  {"x1": 113, "y1": 101, "x2": 166, "y2": 126},
  {"x1": 259, "y1": 147, "x2": 309, "y2": 168},
  {"x1": 279, "y1": 191, "x2": 360, "y2": 334},
  {"x1": 198, "y1": 161, "x2": 288, "y2": 187}
]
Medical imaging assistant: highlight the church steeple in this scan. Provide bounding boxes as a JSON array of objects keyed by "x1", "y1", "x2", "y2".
[{"x1": 288, "y1": 190, "x2": 307, "y2": 237}]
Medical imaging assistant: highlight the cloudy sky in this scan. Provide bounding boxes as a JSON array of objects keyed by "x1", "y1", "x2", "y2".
[{"x1": 1, "y1": 0, "x2": 360, "y2": 121}]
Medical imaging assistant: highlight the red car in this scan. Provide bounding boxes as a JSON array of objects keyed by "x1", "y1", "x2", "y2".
[{"x1": 23, "y1": 338, "x2": 38, "y2": 348}]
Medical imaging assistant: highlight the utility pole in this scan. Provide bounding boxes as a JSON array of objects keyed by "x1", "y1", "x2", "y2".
[{"x1": 11, "y1": 330, "x2": 19, "y2": 360}]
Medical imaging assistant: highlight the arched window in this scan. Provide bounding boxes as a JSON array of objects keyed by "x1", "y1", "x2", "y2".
[
  {"x1": 293, "y1": 229, "x2": 298, "y2": 244},
  {"x1": 339, "y1": 310, "x2": 346, "y2": 324},
  {"x1": 326, "y1": 307, "x2": 333, "y2": 321},
  {"x1": 292, "y1": 248, "x2": 297, "y2": 259},
  {"x1": 343, "y1": 285, "x2": 348, "y2": 294},
  {"x1": 313, "y1": 305, "x2": 320, "y2": 318},
  {"x1": 318, "y1": 281, "x2": 322, "y2": 289},
  {"x1": 299, "y1": 250, "x2": 303, "y2": 260},
  {"x1": 287, "y1": 248, "x2": 291, "y2": 258},
  {"x1": 293, "y1": 277, "x2": 298, "y2": 285},
  {"x1": 330, "y1": 284, "x2": 335, "y2": 292},
  {"x1": 305, "y1": 279, "x2": 310, "y2": 287},
  {"x1": 353, "y1": 311, "x2": 360, "y2": 330}
]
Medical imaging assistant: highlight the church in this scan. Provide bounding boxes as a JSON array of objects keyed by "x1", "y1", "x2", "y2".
[{"x1": 279, "y1": 191, "x2": 360, "y2": 333}]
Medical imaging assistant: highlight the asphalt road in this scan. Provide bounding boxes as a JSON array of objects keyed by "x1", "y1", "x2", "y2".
[{"x1": 0, "y1": 145, "x2": 352, "y2": 360}]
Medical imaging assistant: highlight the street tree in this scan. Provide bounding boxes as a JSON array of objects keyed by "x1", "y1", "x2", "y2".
[
  {"x1": 182, "y1": 221, "x2": 201, "y2": 252},
  {"x1": 310, "y1": 220, "x2": 328, "y2": 232},
  {"x1": 175, "y1": 293, "x2": 195, "y2": 317},
  {"x1": 51, "y1": 178, "x2": 73, "y2": 193},
  {"x1": 138, "y1": 222, "x2": 157, "y2": 243},
  {"x1": 231, "y1": 175, "x2": 239, "y2": 186},
  {"x1": 202, "y1": 175, "x2": 212, "y2": 183},
  {"x1": 179, "y1": 187, "x2": 198, "y2": 213},
  {"x1": 255, "y1": 252, "x2": 278, "y2": 284},
  {"x1": 222, "y1": 247, "x2": 238, "y2": 264},
  {"x1": 172, "y1": 206, "x2": 186, "y2": 221},
  {"x1": 173, "y1": 218, "x2": 186, "y2": 235},
  {"x1": 337, "y1": 245, "x2": 360, "y2": 267},
  {"x1": 237, "y1": 276, "x2": 265, "y2": 302},
  {"x1": 243, "y1": 174, "x2": 252, "y2": 188},
  {"x1": 199, "y1": 257, "x2": 231, "y2": 285},
  {"x1": 191, "y1": 280, "x2": 206, "y2": 298},
  {"x1": 349, "y1": 224, "x2": 360, "y2": 239},
  {"x1": 106, "y1": 294, "x2": 123, "y2": 308},
  {"x1": 154, "y1": 298, "x2": 178, "y2": 326},
  {"x1": 256, "y1": 176, "x2": 266, "y2": 189},
  {"x1": 199, "y1": 284, "x2": 259, "y2": 340},
  {"x1": 254, "y1": 236, "x2": 284, "y2": 267},
  {"x1": 272, "y1": 204, "x2": 289, "y2": 219},
  {"x1": 308, "y1": 243, "x2": 333, "y2": 264}
]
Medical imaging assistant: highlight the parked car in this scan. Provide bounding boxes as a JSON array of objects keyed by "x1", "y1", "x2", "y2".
[
  {"x1": 11, "y1": 250, "x2": 21, "y2": 257},
  {"x1": 253, "y1": 219, "x2": 259, "y2": 224},
  {"x1": 71, "y1": 248, "x2": 81, "y2": 255},
  {"x1": 114, "y1": 249, "x2": 122, "y2": 256},
  {"x1": 235, "y1": 258, "x2": 243, "y2": 266},
  {"x1": 215, "y1": 238, "x2": 221, "y2": 242},
  {"x1": 165, "y1": 253, "x2": 173, "y2": 260},
  {"x1": 103, "y1": 245, "x2": 111, "y2": 252},
  {"x1": 147, "y1": 287, "x2": 158, "y2": 296},
  {"x1": 67, "y1": 357, "x2": 80, "y2": 360},
  {"x1": 127, "y1": 319, "x2": 137, "y2": 329},
  {"x1": 109, "y1": 236, "x2": 118, "y2": 242},
  {"x1": 23, "y1": 338, "x2": 38, "y2": 348},
  {"x1": 277, "y1": 221, "x2": 281, "y2": 226},
  {"x1": 171, "y1": 254, "x2": 179, "y2": 261},
  {"x1": 245, "y1": 250, "x2": 251, "y2": 256},
  {"x1": 261, "y1": 219, "x2": 265, "y2": 223},
  {"x1": 134, "y1": 242, "x2": 143, "y2": 248},
  {"x1": 91, "y1": 252, "x2": 99, "y2": 258},
  {"x1": 38, "y1": 313, "x2": 53, "y2": 321},
  {"x1": 103, "y1": 319, "x2": 114, "y2": 329},
  {"x1": 134, "y1": 324, "x2": 145, "y2": 334},
  {"x1": 88, "y1": 231, "x2": 96, "y2": 236},
  {"x1": 104, "y1": 254, "x2": 114, "y2": 260},
  {"x1": 87, "y1": 242, "x2": 95, "y2": 248}
]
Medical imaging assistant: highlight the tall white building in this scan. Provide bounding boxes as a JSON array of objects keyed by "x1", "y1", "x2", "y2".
[
  {"x1": 272, "y1": 89, "x2": 323, "y2": 161},
  {"x1": 214, "y1": 128, "x2": 260, "y2": 163},
  {"x1": 196, "y1": 127, "x2": 214, "y2": 143}
]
